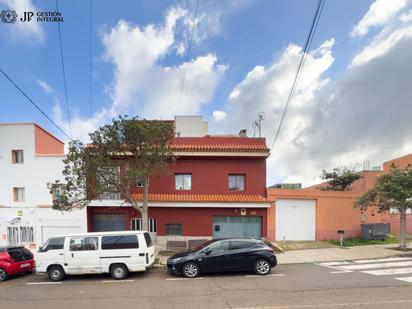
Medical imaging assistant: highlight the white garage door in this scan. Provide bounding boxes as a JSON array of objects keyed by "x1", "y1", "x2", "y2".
[
  {"x1": 41, "y1": 226, "x2": 82, "y2": 245},
  {"x1": 276, "y1": 199, "x2": 316, "y2": 241}
]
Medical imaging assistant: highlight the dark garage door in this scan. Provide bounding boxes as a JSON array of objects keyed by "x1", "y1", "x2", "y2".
[
  {"x1": 213, "y1": 216, "x2": 262, "y2": 239},
  {"x1": 92, "y1": 214, "x2": 126, "y2": 232}
]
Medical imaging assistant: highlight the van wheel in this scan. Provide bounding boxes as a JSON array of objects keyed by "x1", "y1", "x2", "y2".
[
  {"x1": 0, "y1": 268, "x2": 8, "y2": 282},
  {"x1": 254, "y1": 259, "x2": 271, "y2": 275},
  {"x1": 48, "y1": 266, "x2": 65, "y2": 282},
  {"x1": 182, "y1": 262, "x2": 200, "y2": 278},
  {"x1": 110, "y1": 264, "x2": 128, "y2": 280}
]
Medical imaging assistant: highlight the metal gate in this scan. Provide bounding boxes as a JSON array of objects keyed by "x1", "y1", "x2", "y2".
[
  {"x1": 213, "y1": 216, "x2": 262, "y2": 239},
  {"x1": 92, "y1": 214, "x2": 126, "y2": 232}
]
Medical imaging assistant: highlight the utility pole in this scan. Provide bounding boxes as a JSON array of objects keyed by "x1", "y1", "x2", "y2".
[{"x1": 254, "y1": 112, "x2": 265, "y2": 137}]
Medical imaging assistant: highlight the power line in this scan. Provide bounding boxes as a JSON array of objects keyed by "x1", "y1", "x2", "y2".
[
  {"x1": 0, "y1": 67, "x2": 72, "y2": 140},
  {"x1": 177, "y1": 0, "x2": 199, "y2": 107},
  {"x1": 271, "y1": 0, "x2": 325, "y2": 150},
  {"x1": 274, "y1": 145, "x2": 409, "y2": 156},
  {"x1": 55, "y1": 0, "x2": 72, "y2": 134}
]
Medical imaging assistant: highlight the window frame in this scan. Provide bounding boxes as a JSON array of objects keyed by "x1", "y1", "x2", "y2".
[
  {"x1": 165, "y1": 223, "x2": 182, "y2": 236},
  {"x1": 69, "y1": 236, "x2": 99, "y2": 251},
  {"x1": 13, "y1": 187, "x2": 25, "y2": 202},
  {"x1": 11, "y1": 150, "x2": 24, "y2": 164},
  {"x1": 101, "y1": 235, "x2": 139, "y2": 250},
  {"x1": 228, "y1": 174, "x2": 246, "y2": 192},
  {"x1": 130, "y1": 218, "x2": 157, "y2": 233},
  {"x1": 175, "y1": 174, "x2": 192, "y2": 191}
]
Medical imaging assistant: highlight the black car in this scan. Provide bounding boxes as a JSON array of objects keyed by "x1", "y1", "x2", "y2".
[{"x1": 167, "y1": 238, "x2": 277, "y2": 278}]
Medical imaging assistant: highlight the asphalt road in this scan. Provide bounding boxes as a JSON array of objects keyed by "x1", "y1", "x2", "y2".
[{"x1": 2, "y1": 260, "x2": 412, "y2": 309}]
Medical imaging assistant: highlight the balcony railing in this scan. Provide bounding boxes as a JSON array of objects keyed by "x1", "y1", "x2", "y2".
[{"x1": 98, "y1": 192, "x2": 121, "y2": 200}]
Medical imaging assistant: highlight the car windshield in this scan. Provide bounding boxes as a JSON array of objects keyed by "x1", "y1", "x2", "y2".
[{"x1": 194, "y1": 239, "x2": 220, "y2": 251}]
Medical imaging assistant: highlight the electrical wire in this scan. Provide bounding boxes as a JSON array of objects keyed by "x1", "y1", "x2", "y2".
[{"x1": 0, "y1": 67, "x2": 72, "y2": 140}]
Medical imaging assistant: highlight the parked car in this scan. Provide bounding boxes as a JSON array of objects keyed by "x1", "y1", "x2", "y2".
[
  {"x1": 0, "y1": 246, "x2": 35, "y2": 281},
  {"x1": 36, "y1": 231, "x2": 155, "y2": 282},
  {"x1": 167, "y1": 238, "x2": 277, "y2": 278}
]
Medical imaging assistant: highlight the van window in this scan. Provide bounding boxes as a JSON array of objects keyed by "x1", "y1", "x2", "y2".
[
  {"x1": 144, "y1": 232, "x2": 152, "y2": 247},
  {"x1": 44, "y1": 237, "x2": 65, "y2": 250},
  {"x1": 102, "y1": 235, "x2": 139, "y2": 250},
  {"x1": 70, "y1": 237, "x2": 98, "y2": 251}
]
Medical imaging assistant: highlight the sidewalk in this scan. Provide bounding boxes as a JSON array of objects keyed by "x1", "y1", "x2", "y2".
[{"x1": 276, "y1": 244, "x2": 409, "y2": 264}]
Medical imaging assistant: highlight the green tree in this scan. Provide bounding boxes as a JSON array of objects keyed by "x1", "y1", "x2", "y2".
[
  {"x1": 48, "y1": 116, "x2": 175, "y2": 231},
  {"x1": 355, "y1": 165, "x2": 412, "y2": 248},
  {"x1": 319, "y1": 167, "x2": 362, "y2": 191}
]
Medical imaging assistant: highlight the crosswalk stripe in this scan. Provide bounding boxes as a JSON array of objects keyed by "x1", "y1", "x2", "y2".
[
  {"x1": 353, "y1": 257, "x2": 412, "y2": 264},
  {"x1": 318, "y1": 261, "x2": 353, "y2": 266},
  {"x1": 395, "y1": 277, "x2": 412, "y2": 283},
  {"x1": 338, "y1": 261, "x2": 412, "y2": 270},
  {"x1": 363, "y1": 267, "x2": 412, "y2": 276}
]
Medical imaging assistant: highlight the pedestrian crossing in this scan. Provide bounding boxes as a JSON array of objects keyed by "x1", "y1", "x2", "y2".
[{"x1": 317, "y1": 256, "x2": 412, "y2": 283}]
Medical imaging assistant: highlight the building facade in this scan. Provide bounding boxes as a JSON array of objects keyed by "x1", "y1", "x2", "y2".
[
  {"x1": 0, "y1": 123, "x2": 86, "y2": 250},
  {"x1": 87, "y1": 117, "x2": 271, "y2": 249}
]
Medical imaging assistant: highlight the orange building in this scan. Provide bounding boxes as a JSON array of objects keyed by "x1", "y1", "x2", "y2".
[{"x1": 267, "y1": 154, "x2": 412, "y2": 242}]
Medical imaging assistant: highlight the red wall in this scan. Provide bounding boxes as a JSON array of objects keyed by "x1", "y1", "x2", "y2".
[
  {"x1": 129, "y1": 156, "x2": 267, "y2": 196},
  {"x1": 34, "y1": 124, "x2": 64, "y2": 155},
  {"x1": 88, "y1": 206, "x2": 267, "y2": 237}
]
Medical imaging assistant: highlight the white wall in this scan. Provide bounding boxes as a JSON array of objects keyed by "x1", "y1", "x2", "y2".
[
  {"x1": 175, "y1": 116, "x2": 208, "y2": 137},
  {"x1": 0, "y1": 124, "x2": 87, "y2": 249}
]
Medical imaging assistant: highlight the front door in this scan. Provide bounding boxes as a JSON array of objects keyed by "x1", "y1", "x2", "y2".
[
  {"x1": 198, "y1": 240, "x2": 231, "y2": 273},
  {"x1": 65, "y1": 236, "x2": 101, "y2": 274}
]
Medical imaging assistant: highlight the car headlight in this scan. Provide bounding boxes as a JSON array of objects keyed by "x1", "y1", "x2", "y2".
[{"x1": 169, "y1": 257, "x2": 182, "y2": 263}]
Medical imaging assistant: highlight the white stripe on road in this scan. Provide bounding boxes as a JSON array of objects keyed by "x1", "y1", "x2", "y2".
[
  {"x1": 395, "y1": 277, "x2": 412, "y2": 283},
  {"x1": 101, "y1": 280, "x2": 135, "y2": 283},
  {"x1": 338, "y1": 261, "x2": 412, "y2": 270},
  {"x1": 318, "y1": 261, "x2": 353, "y2": 266},
  {"x1": 329, "y1": 270, "x2": 353, "y2": 274},
  {"x1": 363, "y1": 267, "x2": 412, "y2": 276},
  {"x1": 244, "y1": 274, "x2": 285, "y2": 278},
  {"x1": 353, "y1": 257, "x2": 412, "y2": 264},
  {"x1": 166, "y1": 277, "x2": 204, "y2": 281},
  {"x1": 26, "y1": 282, "x2": 61, "y2": 285}
]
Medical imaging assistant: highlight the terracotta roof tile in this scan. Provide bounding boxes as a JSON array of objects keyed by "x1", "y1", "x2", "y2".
[{"x1": 130, "y1": 193, "x2": 270, "y2": 204}]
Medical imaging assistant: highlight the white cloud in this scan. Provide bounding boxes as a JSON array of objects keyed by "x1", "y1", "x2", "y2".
[
  {"x1": 212, "y1": 110, "x2": 226, "y2": 122},
  {"x1": 399, "y1": 10, "x2": 412, "y2": 22},
  {"x1": 0, "y1": 0, "x2": 45, "y2": 43},
  {"x1": 36, "y1": 79, "x2": 53, "y2": 94},
  {"x1": 351, "y1": 0, "x2": 407, "y2": 37}
]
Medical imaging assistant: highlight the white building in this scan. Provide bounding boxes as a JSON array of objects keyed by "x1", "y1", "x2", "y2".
[{"x1": 0, "y1": 123, "x2": 86, "y2": 250}]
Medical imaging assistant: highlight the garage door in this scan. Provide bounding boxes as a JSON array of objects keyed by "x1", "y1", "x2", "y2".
[
  {"x1": 213, "y1": 216, "x2": 262, "y2": 239},
  {"x1": 92, "y1": 214, "x2": 126, "y2": 232},
  {"x1": 41, "y1": 226, "x2": 82, "y2": 245},
  {"x1": 276, "y1": 199, "x2": 316, "y2": 241}
]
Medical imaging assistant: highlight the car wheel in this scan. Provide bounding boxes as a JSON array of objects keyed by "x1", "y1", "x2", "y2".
[
  {"x1": 182, "y1": 262, "x2": 200, "y2": 278},
  {"x1": 254, "y1": 259, "x2": 271, "y2": 275},
  {"x1": 110, "y1": 264, "x2": 128, "y2": 280},
  {"x1": 48, "y1": 266, "x2": 65, "y2": 282},
  {"x1": 0, "y1": 268, "x2": 8, "y2": 282}
]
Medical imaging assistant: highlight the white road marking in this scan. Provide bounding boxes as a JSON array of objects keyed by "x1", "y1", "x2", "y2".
[
  {"x1": 166, "y1": 277, "x2": 204, "y2": 281},
  {"x1": 244, "y1": 274, "x2": 285, "y2": 278},
  {"x1": 26, "y1": 282, "x2": 61, "y2": 285},
  {"x1": 395, "y1": 277, "x2": 412, "y2": 283},
  {"x1": 101, "y1": 280, "x2": 135, "y2": 283},
  {"x1": 318, "y1": 261, "x2": 353, "y2": 266},
  {"x1": 353, "y1": 257, "x2": 412, "y2": 264},
  {"x1": 363, "y1": 267, "x2": 412, "y2": 276},
  {"x1": 338, "y1": 260, "x2": 412, "y2": 270},
  {"x1": 329, "y1": 270, "x2": 353, "y2": 274}
]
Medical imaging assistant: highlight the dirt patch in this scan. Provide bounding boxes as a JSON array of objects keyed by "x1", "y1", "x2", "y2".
[{"x1": 275, "y1": 241, "x2": 337, "y2": 251}]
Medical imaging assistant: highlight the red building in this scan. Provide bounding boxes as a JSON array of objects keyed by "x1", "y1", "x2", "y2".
[{"x1": 87, "y1": 117, "x2": 271, "y2": 249}]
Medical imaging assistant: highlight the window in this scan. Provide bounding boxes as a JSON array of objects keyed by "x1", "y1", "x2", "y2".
[
  {"x1": 131, "y1": 218, "x2": 157, "y2": 233},
  {"x1": 165, "y1": 223, "x2": 182, "y2": 235},
  {"x1": 97, "y1": 166, "x2": 120, "y2": 199},
  {"x1": 51, "y1": 184, "x2": 65, "y2": 200},
  {"x1": 7, "y1": 227, "x2": 19, "y2": 246},
  {"x1": 11, "y1": 150, "x2": 24, "y2": 164},
  {"x1": 207, "y1": 240, "x2": 229, "y2": 253},
  {"x1": 70, "y1": 237, "x2": 98, "y2": 251},
  {"x1": 228, "y1": 175, "x2": 245, "y2": 191},
  {"x1": 20, "y1": 226, "x2": 34, "y2": 243},
  {"x1": 144, "y1": 232, "x2": 153, "y2": 247},
  {"x1": 43, "y1": 237, "x2": 65, "y2": 250},
  {"x1": 135, "y1": 177, "x2": 148, "y2": 187},
  {"x1": 13, "y1": 187, "x2": 25, "y2": 202},
  {"x1": 175, "y1": 174, "x2": 192, "y2": 190},
  {"x1": 101, "y1": 235, "x2": 139, "y2": 250},
  {"x1": 229, "y1": 240, "x2": 254, "y2": 250}
]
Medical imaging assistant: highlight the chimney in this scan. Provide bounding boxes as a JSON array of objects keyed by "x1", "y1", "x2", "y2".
[{"x1": 239, "y1": 129, "x2": 247, "y2": 137}]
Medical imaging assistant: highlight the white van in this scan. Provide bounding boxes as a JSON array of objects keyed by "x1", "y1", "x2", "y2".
[{"x1": 36, "y1": 231, "x2": 155, "y2": 281}]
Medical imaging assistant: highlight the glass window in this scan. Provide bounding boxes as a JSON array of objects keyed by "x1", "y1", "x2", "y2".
[
  {"x1": 228, "y1": 175, "x2": 245, "y2": 191},
  {"x1": 13, "y1": 187, "x2": 25, "y2": 202},
  {"x1": 44, "y1": 237, "x2": 65, "y2": 250},
  {"x1": 136, "y1": 177, "x2": 148, "y2": 187},
  {"x1": 207, "y1": 240, "x2": 229, "y2": 253},
  {"x1": 131, "y1": 218, "x2": 157, "y2": 233},
  {"x1": 97, "y1": 166, "x2": 120, "y2": 200},
  {"x1": 20, "y1": 226, "x2": 34, "y2": 243},
  {"x1": 101, "y1": 235, "x2": 139, "y2": 250},
  {"x1": 51, "y1": 184, "x2": 65, "y2": 200},
  {"x1": 175, "y1": 174, "x2": 192, "y2": 190},
  {"x1": 165, "y1": 223, "x2": 182, "y2": 235},
  {"x1": 7, "y1": 227, "x2": 19, "y2": 246},
  {"x1": 70, "y1": 237, "x2": 98, "y2": 251},
  {"x1": 229, "y1": 241, "x2": 254, "y2": 250},
  {"x1": 144, "y1": 232, "x2": 153, "y2": 247},
  {"x1": 11, "y1": 150, "x2": 24, "y2": 164}
]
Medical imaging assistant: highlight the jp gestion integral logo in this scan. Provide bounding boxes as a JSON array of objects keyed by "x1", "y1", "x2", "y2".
[
  {"x1": 0, "y1": 9, "x2": 64, "y2": 23},
  {"x1": 0, "y1": 10, "x2": 17, "y2": 23}
]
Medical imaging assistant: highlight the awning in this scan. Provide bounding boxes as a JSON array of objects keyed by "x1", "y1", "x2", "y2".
[{"x1": 0, "y1": 216, "x2": 21, "y2": 224}]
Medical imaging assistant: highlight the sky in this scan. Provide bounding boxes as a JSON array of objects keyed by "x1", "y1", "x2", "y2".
[{"x1": 1, "y1": 0, "x2": 412, "y2": 187}]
